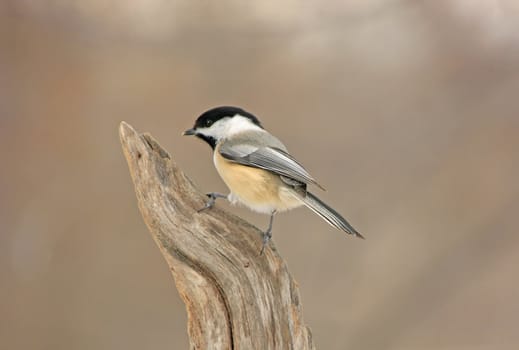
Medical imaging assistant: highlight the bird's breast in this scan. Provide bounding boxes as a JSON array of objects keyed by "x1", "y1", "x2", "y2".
[{"x1": 213, "y1": 150, "x2": 302, "y2": 213}]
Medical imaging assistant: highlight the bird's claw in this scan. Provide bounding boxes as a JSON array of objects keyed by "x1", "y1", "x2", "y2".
[
  {"x1": 197, "y1": 192, "x2": 226, "y2": 212},
  {"x1": 259, "y1": 229, "x2": 273, "y2": 256}
]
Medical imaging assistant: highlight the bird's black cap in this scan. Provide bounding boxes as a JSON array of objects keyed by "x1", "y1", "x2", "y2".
[{"x1": 194, "y1": 106, "x2": 263, "y2": 129}]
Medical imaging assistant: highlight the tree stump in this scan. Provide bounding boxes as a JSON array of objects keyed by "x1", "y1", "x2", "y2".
[{"x1": 119, "y1": 122, "x2": 315, "y2": 350}]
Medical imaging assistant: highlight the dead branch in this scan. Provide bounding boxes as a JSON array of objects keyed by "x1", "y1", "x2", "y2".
[{"x1": 119, "y1": 121, "x2": 315, "y2": 350}]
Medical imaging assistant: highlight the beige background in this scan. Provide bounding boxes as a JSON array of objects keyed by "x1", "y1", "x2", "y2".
[{"x1": 2, "y1": 1, "x2": 519, "y2": 349}]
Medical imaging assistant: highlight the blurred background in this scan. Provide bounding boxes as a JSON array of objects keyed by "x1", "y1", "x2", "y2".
[{"x1": 1, "y1": 0, "x2": 519, "y2": 349}]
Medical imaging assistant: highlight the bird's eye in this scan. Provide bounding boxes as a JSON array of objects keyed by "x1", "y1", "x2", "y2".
[{"x1": 205, "y1": 120, "x2": 213, "y2": 127}]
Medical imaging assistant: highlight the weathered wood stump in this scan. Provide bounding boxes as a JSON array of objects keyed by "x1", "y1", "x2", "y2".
[{"x1": 119, "y1": 122, "x2": 315, "y2": 350}]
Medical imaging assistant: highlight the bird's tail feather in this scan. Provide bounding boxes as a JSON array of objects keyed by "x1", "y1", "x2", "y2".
[{"x1": 300, "y1": 192, "x2": 364, "y2": 239}]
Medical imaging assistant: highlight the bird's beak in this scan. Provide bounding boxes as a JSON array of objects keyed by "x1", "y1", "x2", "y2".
[{"x1": 182, "y1": 128, "x2": 196, "y2": 136}]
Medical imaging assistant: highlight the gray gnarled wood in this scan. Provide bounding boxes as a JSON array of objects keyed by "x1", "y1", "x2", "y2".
[{"x1": 119, "y1": 122, "x2": 315, "y2": 350}]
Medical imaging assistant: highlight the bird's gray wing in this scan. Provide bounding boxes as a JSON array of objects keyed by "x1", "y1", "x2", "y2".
[{"x1": 219, "y1": 143, "x2": 325, "y2": 189}]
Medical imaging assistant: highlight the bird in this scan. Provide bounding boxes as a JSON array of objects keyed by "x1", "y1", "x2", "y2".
[{"x1": 183, "y1": 106, "x2": 363, "y2": 254}]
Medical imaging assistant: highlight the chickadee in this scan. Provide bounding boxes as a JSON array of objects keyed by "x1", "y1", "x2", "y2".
[{"x1": 183, "y1": 106, "x2": 363, "y2": 254}]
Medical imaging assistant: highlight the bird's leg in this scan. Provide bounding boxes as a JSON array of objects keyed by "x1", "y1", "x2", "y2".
[
  {"x1": 260, "y1": 210, "x2": 277, "y2": 255},
  {"x1": 197, "y1": 192, "x2": 228, "y2": 212}
]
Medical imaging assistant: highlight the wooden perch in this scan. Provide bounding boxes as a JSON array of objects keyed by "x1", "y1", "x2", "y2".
[{"x1": 119, "y1": 122, "x2": 315, "y2": 350}]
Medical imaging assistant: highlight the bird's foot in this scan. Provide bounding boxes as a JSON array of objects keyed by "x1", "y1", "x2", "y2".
[
  {"x1": 259, "y1": 210, "x2": 276, "y2": 255},
  {"x1": 197, "y1": 192, "x2": 227, "y2": 212},
  {"x1": 259, "y1": 228, "x2": 273, "y2": 256}
]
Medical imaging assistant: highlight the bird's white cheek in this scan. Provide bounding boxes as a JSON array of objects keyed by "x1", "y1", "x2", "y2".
[{"x1": 201, "y1": 123, "x2": 228, "y2": 139}]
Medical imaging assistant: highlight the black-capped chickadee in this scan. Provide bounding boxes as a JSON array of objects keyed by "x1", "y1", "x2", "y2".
[{"x1": 184, "y1": 106, "x2": 363, "y2": 254}]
